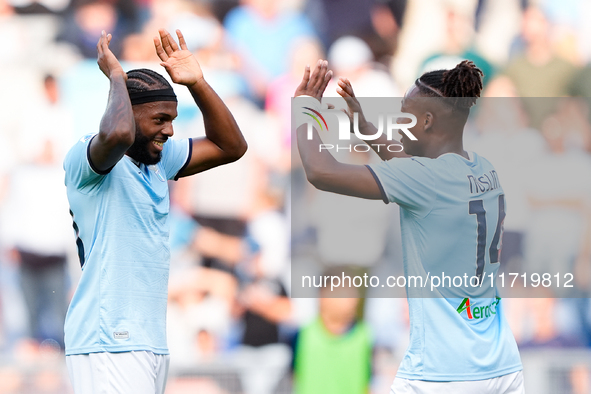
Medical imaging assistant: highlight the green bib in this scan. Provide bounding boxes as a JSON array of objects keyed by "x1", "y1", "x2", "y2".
[{"x1": 294, "y1": 318, "x2": 372, "y2": 394}]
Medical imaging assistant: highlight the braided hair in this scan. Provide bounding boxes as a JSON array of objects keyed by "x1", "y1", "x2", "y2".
[
  {"x1": 126, "y1": 68, "x2": 172, "y2": 94},
  {"x1": 415, "y1": 60, "x2": 484, "y2": 111}
]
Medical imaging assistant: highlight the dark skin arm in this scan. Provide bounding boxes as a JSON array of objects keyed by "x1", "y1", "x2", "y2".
[
  {"x1": 89, "y1": 30, "x2": 135, "y2": 172},
  {"x1": 154, "y1": 29, "x2": 247, "y2": 176},
  {"x1": 295, "y1": 61, "x2": 383, "y2": 200}
]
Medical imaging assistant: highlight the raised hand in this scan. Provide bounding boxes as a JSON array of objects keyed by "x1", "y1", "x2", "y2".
[
  {"x1": 337, "y1": 77, "x2": 368, "y2": 131},
  {"x1": 294, "y1": 59, "x2": 333, "y2": 101},
  {"x1": 154, "y1": 29, "x2": 204, "y2": 87},
  {"x1": 97, "y1": 30, "x2": 126, "y2": 80}
]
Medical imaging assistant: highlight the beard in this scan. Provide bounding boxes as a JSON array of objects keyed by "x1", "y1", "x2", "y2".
[{"x1": 126, "y1": 130, "x2": 161, "y2": 165}]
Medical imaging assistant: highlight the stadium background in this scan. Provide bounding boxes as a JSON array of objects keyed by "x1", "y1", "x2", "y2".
[{"x1": 1, "y1": 0, "x2": 591, "y2": 392}]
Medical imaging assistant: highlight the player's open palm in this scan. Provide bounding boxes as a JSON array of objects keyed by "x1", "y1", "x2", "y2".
[
  {"x1": 97, "y1": 30, "x2": 125, "y2": 80},
  {"x1": 294, "y1": 59, "x2": 333, "y2": 101},
  {"x1": 154, "y1": 29, "x2": 204, "y2": 87},
  {"x1": 337, "y1": 77, "x2": 369, "y2": 131}
]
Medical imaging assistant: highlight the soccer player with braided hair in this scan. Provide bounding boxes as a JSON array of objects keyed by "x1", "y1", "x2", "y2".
[
  {"x1": 63, "y1": 29, "x2": 246, "y2": 394},
  {"x1": 295, "y1": 60, "x2": 524, "y2": 393}
]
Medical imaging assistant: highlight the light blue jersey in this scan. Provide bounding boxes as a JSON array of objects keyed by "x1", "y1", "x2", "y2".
[
  {"x1": 63, "y1": 134, "x2": 191, "y2": 356},
  {"x1": 368, "y1": 152, "x2": 522, "y2": 381}
]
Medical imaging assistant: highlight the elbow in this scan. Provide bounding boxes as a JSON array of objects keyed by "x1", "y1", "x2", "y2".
[
  {"x1": 114, "y1": 129, "x2": 135, "y2": 147},
  {"x1": 99, "y1": 125, "x2": 135, "y2": 148},
  {"x1": 236, "y1": 139, "x2": 248, "y2": 160},
  {"x1": 233, "y1": 128, "x2": 248, "y2": 160},
  {"x1": 306, "y1": 171, "x2": 319, "y2": 188},
  {"x1": 225, "y1": 140, "x2": 248, "y2": 164},
  {"x1": 305, "y1": 169, "x2": 329, "y2": 191}
]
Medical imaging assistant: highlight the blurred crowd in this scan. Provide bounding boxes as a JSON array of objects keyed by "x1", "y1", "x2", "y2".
[{"x1": 1, "y1": 0, "x2": 591, "y2": 393}]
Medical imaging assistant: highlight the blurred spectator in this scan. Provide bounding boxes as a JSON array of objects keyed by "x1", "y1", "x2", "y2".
[
  {"x1": 293, "y1": 283, "x2": 372, "y2": 394},
  {"x1": 202, "y1": 174, "x2": 291, "y2": 391},
  {"x1": 506, "y1": 298, "x2": 578, "y2": 347},
  {"x1": 0, "y1": 366, "x2": 24, "y2": 394},
  {"x1": 522, "y1": 103, "x2": 591, "y2": 284},
  {"x1": 364, "y1": 297, "x2": 408, "y2": 394},
  {"x1": 569, "y1": 65, "x2": 591, "y2": 127},
  {"x1": 503, "y1": 6, "x2": 579, "y2": 128},
  {"x1": 419, "y1": 6, "x2": 494, "y2": 87},
  {"x1": 369, "y1": 0, "x2": 408, "y2": 65},
  {"x1": 0, "y1": 75, "x2": 73, "y2": 349},
  {"x1": 223, "y1": 0, "x2": 316, "y2": 104},
  {"x1": 165, "y1": 376, "x2": 228, "y2": 394},
  {"x1": 57, "y1": 0, "x2": 139, "y2": 58},
  {"x1": 19, "y1": 75, "x2": 74, "y2": 161},
  {"x1": 306, "y1": 0, "x2": 407, "y2": 67},
  {"x1": 571, "y1": 364, "x2": 591, "y2": 394},
  {"x1": 234, "y1": 179, "x2": 292, "y2": 394},
  {"x1": 474, "y1": 0, "x2": 527, "y2": 32},
  {"x1": 172, "y1": 96, "x2": 281, "y2": 275},
  {"x1": 120, "y1": 31, "x2": 161, "y2": 63},
  {"x1": 9, "y1": 0, "x2": 69, "y2": 14},
  {"x1": 471, "y1": 0, "x2": 523, "y2": 66},
  {"x1": 305, "y1": 0, "x2": 374, "y2": 50},
  {"x1": 183, "y1": 173, "x2": 292, "y2": 394},
  {"x1": 391, "y1": 0, "x2": 480, "y2": 89},
  {"x1": 0, "y1": 0, "x2": 13, "y2": 14},
  {"x1": 141, "y1": 0, "x2": 221, "y2": 55},
  {"x1": 265, "y1": 37, "x2": 324, "y2": 159},
  {"x1": 535, "y1": 0, "x2": 590, "y2": 66},
  {"x1": 167, "y1": 265, "x2": 237, "y2": 369},
  {"x1": 505, "y1": 5, "x2": 578, "y2": 96},
  {"x1": 324, "y1": 35, "x2": 400, "y2": 99}
]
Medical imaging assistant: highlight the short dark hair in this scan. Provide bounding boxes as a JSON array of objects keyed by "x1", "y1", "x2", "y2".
[
  {"x1": 126, "y1": 68, "x2": 172, "y2": 94},
  {"x1": 415, "y1": 60, "x2": 484, "y2": 110}
]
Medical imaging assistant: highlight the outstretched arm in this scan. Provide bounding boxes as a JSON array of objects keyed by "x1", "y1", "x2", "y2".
[
  {"x1": 294, "y1": 62, "x2": 383, "y2": 200},
  {"x1": 89, "y1": 31, "x2": 135, "y2": 173},
  {"x1": 154, "y1": 29, "x2": 247, "y2": 177}
]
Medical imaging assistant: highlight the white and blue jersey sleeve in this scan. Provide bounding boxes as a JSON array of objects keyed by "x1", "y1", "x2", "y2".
[
  {"x1": 161, "y1": 138, "x2": 192, "y2": 180},
  {"x1": 63, "y1": 134, "x2": 109, "y2": 193},
  {"x1": 367, "y1": 157, "x2": 437, "y2": 217}
]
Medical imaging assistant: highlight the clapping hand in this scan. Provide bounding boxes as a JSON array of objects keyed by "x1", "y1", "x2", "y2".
[
  {"x1": 294, "y1": 59, "x2": 333, "y2": 102},
  {"x1": 337, "y1": 77, "x2": 369, "y2": 132},
  {"x1": 97, "y1": 30, "x2": 126, "y2": 80},
  {"x1": 154, "y1": 29, "x2": 204, "y2": 87}
]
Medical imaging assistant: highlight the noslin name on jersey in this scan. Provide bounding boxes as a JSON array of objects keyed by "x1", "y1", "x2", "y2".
[
  {"x1": 467, "y1": 170, "x2": 500, "y2": 194},
  {"x1": 457, "y1": 297, "x2": 501, "y2": 320}
]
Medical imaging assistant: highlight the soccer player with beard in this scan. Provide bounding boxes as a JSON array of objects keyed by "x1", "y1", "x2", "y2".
[{"x1": 63, "y1": 29, "x2": 246, "y2": 394}]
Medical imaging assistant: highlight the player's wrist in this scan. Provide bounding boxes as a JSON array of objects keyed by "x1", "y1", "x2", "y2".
[
  {"x1": 357, "y1": 119, "x2": 371, "y2": 134},
  {"x1": 293, "y1": 95, "x2": 325, "y2": 132},
  {"x1": 186, "y1": 75, "x2": 206, "y2": 90},
  {"x1": 109, "y1": 69, "x2": 127, "y2": 82},
  {"x1": 295, "y1": 95, "x2": 322, "y2": 112}
]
